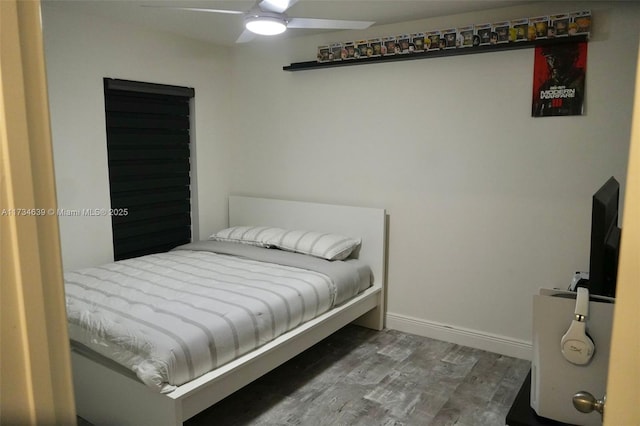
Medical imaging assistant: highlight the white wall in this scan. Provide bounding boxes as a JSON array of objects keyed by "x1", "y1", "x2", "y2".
[
  {"x1": 227, "y1": 1, "x2": 639, "y2": 358},
  {"x1": 42, "y1": 1, "x2": 639, "y2": 358},
  {"x1": 42, "y1": 3, "x2": 234, "y2": 271}
]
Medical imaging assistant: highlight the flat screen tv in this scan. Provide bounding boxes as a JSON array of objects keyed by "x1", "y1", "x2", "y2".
[{"x1": 586, "y1": 176, "x2": 621, "y2": 297}]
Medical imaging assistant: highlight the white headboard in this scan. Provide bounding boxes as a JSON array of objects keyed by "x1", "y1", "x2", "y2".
[{"x1": 228, "y1": 196, "x2": 386, "y2": 290}]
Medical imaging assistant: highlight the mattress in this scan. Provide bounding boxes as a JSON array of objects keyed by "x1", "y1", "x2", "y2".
[{"x1": 64, "y1": 241, "x2": 371, "y2": 393}]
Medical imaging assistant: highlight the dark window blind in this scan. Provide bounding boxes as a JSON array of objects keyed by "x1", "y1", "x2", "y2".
[{"x1": 104, "y1": 78, "x2": 194, "y2": 260}]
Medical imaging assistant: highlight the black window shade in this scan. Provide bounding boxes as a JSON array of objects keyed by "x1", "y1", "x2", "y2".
[{"x1": 104, "y1": 78, "x2": 194, "y2": 261}]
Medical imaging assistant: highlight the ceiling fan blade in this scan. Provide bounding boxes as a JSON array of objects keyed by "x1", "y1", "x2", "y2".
[
  {"x1": 141, "y1": 6, "x2": 244, "y2": 15},
  {"x1": 258, "y1": 0, "x2": 299, "y2": 14},
  {"x1": 236, "y1": 29, "x2": 257, "y2": 43},
  {"x1": 287, "y1": 18, "x2": 375, "y2": 30}
]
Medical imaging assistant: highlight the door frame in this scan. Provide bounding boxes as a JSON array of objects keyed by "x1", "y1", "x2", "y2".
[{"x1": 0, "y1": 1, "x2": 76, "y2": 424}]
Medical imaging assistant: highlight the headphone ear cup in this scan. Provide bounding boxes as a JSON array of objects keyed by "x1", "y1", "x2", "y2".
[{"x1": 561, "y1": 319, "x2": 595, "y2": 365}]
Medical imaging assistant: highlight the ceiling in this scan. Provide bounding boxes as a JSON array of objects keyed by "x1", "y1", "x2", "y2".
[{"x1": 43, "y1": 0, "x2": 537, "y2": 46}]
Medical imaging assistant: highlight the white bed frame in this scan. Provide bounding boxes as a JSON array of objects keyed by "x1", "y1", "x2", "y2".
[{"x1": 71, "y1": 196, "x2": 387, "y2": 425}]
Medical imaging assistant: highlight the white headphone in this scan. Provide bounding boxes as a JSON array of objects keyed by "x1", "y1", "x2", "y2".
[{"x1": 561, "y1": 287, "x2": 595, "y2": 365}]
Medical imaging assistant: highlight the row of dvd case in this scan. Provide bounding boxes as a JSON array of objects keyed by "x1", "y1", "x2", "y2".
[{"x1": 317, "y1": 10, "x2": 591, "y2": 62}]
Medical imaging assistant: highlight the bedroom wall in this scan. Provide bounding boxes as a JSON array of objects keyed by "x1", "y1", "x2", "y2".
[
  {"x1": 227, "y1": 1, "x2": 640, "y2": 358},
  {"x1": 41, "y1": 3, "x2": 234, "y2": 270}
]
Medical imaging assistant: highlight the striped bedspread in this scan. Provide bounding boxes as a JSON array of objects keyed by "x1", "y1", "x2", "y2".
[{"x1": 65, "y1": 241, "x2": 371, "y2": 393}]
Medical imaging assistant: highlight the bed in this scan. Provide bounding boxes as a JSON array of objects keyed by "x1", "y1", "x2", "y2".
[{"x1": 69, "y1": 196, "x2": 387, "y2": 425}]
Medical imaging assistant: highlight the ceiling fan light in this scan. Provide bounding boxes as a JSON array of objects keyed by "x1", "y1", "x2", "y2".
[{"x1": 245, "y1": 15, "x2": 287, "y2": 35}]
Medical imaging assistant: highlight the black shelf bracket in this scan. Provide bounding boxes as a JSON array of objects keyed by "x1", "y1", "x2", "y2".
[{"x1": 283, "y1": 35, "x2": 588, "y2": 72}]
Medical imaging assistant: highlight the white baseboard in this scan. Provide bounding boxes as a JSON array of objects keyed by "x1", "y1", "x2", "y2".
[{"x1": 385, "y1": 312, "x2": 532, "y2": 361}]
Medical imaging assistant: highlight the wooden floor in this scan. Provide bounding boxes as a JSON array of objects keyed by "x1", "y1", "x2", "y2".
[
  {"x1": 77, "y1": 325, "x2": 529, "y2": 425},
  {"x1": 180, "y1": 325, "x2": 531, "y2": 426}
]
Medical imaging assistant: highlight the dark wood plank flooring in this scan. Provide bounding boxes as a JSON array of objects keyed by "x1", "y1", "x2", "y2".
[{"x1": 182, "y1": 325, "x2": 530, "y2": 426}]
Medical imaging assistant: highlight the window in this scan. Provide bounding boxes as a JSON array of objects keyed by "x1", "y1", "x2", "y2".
[{"x1": 103, "y1": 78, "x2": 195, "y2": 260}]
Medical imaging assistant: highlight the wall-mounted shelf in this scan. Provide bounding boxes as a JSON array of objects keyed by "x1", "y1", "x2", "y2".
[{"x1": 283, "y1": 35, "x2": 588, "y2": 72}]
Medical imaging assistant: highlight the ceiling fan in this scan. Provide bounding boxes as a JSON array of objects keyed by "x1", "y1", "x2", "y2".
[{"x1": 144, "y1": 0, "x2": 375, "y2": 43}]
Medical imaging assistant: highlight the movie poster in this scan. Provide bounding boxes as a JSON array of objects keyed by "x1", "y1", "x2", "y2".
[{"x1": 532, "y1": 41, "x2": 587, "y2": 117}]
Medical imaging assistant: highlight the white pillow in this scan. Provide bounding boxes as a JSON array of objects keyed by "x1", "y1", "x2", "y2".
[
  {"x1": 209, "y1": 226, "x2": 285, "y2": 247},
  {"x1": 268, "y1": 230, "x2": 361, "y2": 261}
]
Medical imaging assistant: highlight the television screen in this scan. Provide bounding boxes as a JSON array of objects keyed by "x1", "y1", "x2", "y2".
[{"x1": 587, "y1": 176, "x2": 621, "y2": 297}]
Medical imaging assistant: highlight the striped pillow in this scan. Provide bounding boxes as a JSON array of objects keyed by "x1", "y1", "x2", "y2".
[
  {"x1": 209, "y1": 226, "x2": 285, "y2": 247},
  {"x1": 268, "y1": 230, "x2": 361, "y2": 261}
]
